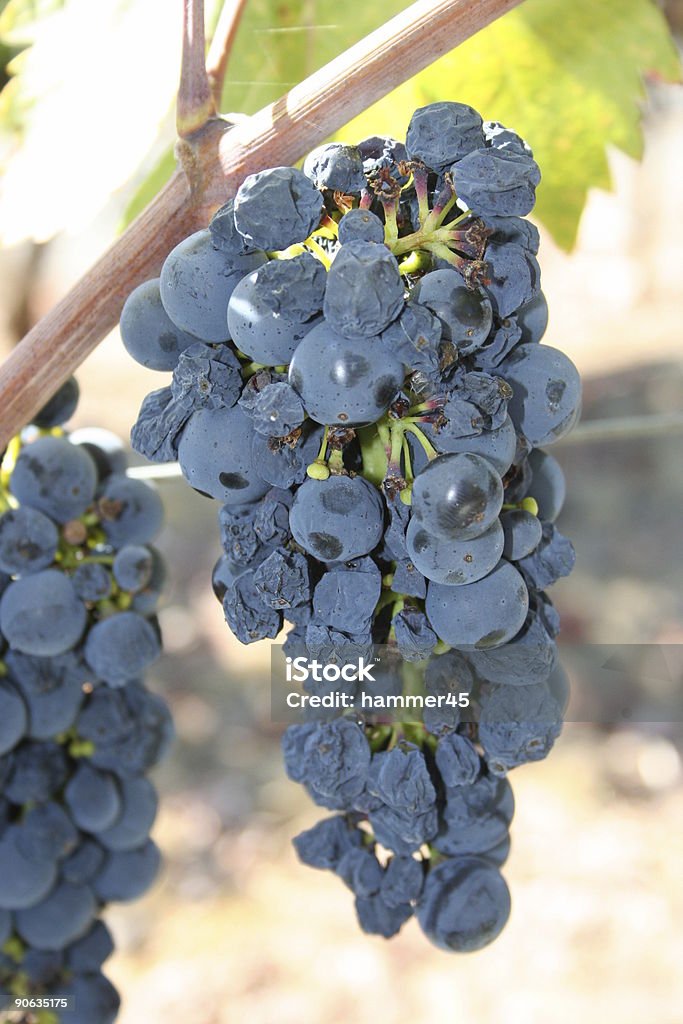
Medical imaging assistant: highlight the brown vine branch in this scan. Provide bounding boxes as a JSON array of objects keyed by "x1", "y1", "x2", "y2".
[
  {"x1": 206, "y1": 0, "x2": 250, "y2": 108},
  {"x1": 0, "y1": 0, "x2": 524, "y2": 450},
  {"x1": 177, "y1": 0, "x2": 216, "y2": 138}
]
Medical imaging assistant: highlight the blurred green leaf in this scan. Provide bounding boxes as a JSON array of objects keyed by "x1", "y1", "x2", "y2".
[
  {"x1": 337, "y1": 0, "x2": 681, "y2": 250},
  {"x1": 217, "y1": 0, "x2": 407, "y2": 116},
  {"x1": 0, "y1": 0, "x2": 65, "y2": 34},
  {"x1": 0, "y1": 0, "x2": 189, "y2": 243},
  {"x1": 0, "y1": 0, "x2": 60, "y2": 96}
]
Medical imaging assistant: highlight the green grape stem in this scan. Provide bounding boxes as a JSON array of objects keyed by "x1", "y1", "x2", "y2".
[
  {"x1": 503, "y1": 496, "x2": 540, "y2": 516},
  {"x1": 357, "y1": 426, "x2": 388, "y2": 486},
  {"x1": 386, "y1": 726, "x2": 400, "y2": 751},
  {"x1": 401, "y1": 433, "x2": 414, "y2": 484},
  {"x1": 412, "y1": 163, "x2": 431, "y2": 226},
  {"x1": 373, "y1": 588, "x2": 401, "y2": 620},
  {"x1": 268, "y1": 243, "x2": 307, "y2": 260},
  {"x1": 422, "y1": 178, "x2": 458, "y2": 231},
  {"x1": 368, "y1": 724, "x2": 394, "y2": 753},
  {"x1": 355, "y1": 416, "x2": 439, "y2": 498},
  {"x1": 402, "y1": 423, "x2": 438, "y2": 461},
  {"x1": 390, "y1": 202, "x2": 491, "y2": 279},
  {"x1": 240, "y1": 360, "x2": 268, "y2": 379},
  {"x1": 407, "y1": 397, "x2": 444, "y2": 416},
  {"x1": 327, "y1": 447, "x2": 345, "y2": 473},
  {"x1": 382, "y1": 196, "x2": 400, "y2": 247},
  {"x1": 422, "y1": 242, "x2": 490, "y2": 288},
  {"x1": 306, "y1": 425, "x2": 331, "y2": 480},
  {"x1": 387, "y1": 422, "x2": 406, "y2": 479}
]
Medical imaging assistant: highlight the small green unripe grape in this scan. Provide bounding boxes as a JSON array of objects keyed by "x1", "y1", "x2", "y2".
[
  {"x1": 521, "y1": 496, "x2": 539, "y2": 516},
  {"x1": 307, "y1": 461, "x2": 330, "y2": 481},
  {"x1": 399, "y1": 486, "x2": 412, "y2": 506}
]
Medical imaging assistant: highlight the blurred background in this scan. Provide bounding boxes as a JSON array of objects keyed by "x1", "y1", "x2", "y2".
[{"x1": 0, "y1": 1, "x2": 682, "y2": 1022}]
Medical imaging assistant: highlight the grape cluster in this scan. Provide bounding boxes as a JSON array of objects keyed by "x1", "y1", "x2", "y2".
[
  {"x1": 123, "y1": 100, "x2": 580, "y2": 951},
  {"x1": 280, "y1": 643, "x2": 568, "y2": 950},
  {"x1": 0, "y1": 381, "x2": 172, "y2": 1022}
]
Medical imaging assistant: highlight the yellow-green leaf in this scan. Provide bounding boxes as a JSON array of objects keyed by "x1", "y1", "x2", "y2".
[
  {"x1": 337, "y1": 0, "x2": 681, "y2": 250},
  {"x1": 218, "y1": 0, "x2": 408, "y2": 116}
]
